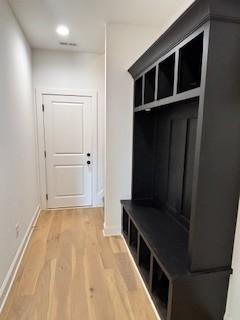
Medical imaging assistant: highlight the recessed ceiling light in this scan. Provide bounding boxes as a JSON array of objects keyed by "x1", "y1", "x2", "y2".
[{"x1": 56, "y1": 25, "x2": 69, "y2": 37}]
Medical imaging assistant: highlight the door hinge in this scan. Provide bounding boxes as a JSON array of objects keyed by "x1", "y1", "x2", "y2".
[
  {"x1": 46, "y1": 194, "x2": 48, "y2": 201},
  {"x1": 44, "y1": 150, "x2": 46, "y2": 158},
  {"x1": 42, "y1": 104, "x2": 45, "y2": 112}
]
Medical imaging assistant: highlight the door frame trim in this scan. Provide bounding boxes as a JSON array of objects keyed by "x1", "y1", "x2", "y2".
[{"x1": 35, "y1": 88, "x2": 99, "y2": 209}]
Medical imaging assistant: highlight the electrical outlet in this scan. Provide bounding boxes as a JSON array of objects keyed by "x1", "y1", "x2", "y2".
[{"x1": 15, "y1": 223, "x2": 20, "y2": 238}]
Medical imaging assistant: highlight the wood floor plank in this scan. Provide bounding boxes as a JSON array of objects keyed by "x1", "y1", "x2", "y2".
[
  {"x1": 0, "y1": 208, "x2": 157, "y2": 320},
  {"x1": 115, "y1": 252, "x2": 140, "y2": 292}
]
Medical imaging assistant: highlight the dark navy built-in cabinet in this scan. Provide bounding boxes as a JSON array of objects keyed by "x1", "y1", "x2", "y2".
[{"x1": 121, "y1": 0, "x2": 240, "y2": 319}]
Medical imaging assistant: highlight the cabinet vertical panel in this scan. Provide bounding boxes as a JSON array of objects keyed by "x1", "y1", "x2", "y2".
[
  {"x1": 166, "y1": 119, "x2": 188, "y2": 214},
  {"x1": 170, "y1": 271, "x2": 230, "y2": 320},
  {"x1": 189, "y1": 20, "x2": 240, "y2": 271},
  {"x1": 153, "y1": 117, "x2": 171, "y2": 206},
  {"x1": 181, "y1": 118, "x2": 198, "y2": 222}
]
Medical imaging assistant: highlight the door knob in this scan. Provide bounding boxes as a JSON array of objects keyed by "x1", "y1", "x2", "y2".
[
  {"x1": 87, "y1": 160, "x2": 91, "y2": 165},
  {"x1": 87, "y1": 153, "x2": 91, "y2": 157}
]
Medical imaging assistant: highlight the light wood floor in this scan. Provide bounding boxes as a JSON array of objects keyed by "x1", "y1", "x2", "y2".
[{"x1": 0, "y1": 208, "x2": 157, "y2": 320}]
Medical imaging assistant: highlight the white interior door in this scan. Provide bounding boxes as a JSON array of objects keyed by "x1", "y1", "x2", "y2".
[{"x1": 43, "y1": 94, "x2": 93, "y2": 208}]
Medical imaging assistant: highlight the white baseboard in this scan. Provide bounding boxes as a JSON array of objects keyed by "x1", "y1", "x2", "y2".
[
  {"x1": 48, "y1": 205, "x2": 103, "y2": 211},
  {"x1": 0, "y1": 205, "x2": 41, "y2": 313},
  {"x1": 103, "y1": 223, "x2": 121, "y2": 236},
  {"x1": 121, "y1": 235, "x2": 162, "y2": 320}
]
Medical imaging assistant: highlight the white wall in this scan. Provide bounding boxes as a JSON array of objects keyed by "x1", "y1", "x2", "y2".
[
  {"x1": 32, "y1": 49, "x2": 105, "y2": 204},
  {"x1": 0, "y1": 0, "x2": 39, "y2": 305},
  {"x1": 225, "y1": 200, "x2": 240, "y2": 320},
  {"x1": 104, "y1": 24, "x2": 160, "y2": 235}
]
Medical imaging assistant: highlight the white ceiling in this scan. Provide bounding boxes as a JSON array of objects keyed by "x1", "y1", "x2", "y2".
[{"x1": 9, "y1": 0, "x2": 194, "y2": 53}]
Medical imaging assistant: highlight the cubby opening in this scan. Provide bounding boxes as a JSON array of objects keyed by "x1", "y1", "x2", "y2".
[
  {"x1": 178, "y1": 32, "x2": 203, "y2": 93},
  {"x1": 129, "y1": 220, "x2": 138, "y2": 255},
  {"x1": 139, "y1": 237, "x2": 151, "y2": 283},
  {"x1": 144, "y1": 67, "x2": 156, "y2": 104},
  {"x1": 157, "y1": 54, "x2": 175, "y2": 100},
  {"x1": 122, "y1": 208, "x2": 129, "y2": 239},
  {"x1": 152, "y1": 259, "x2": 169, "y2": 317},
  {"x1": 134, "y1": 76, "x2": 143, "y2": 107}
]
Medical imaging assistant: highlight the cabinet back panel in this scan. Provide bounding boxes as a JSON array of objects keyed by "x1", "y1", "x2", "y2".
[
  {"x1": 154, "y1": 119, "x2": 171, "y2": 204},
  {"x1": 132, "y1": 112, "x2": 155, "y2": 199},
  {"x1": 182, "y1": 118, "x2": 197, "y2": 221},
  {"x1": 167, "y1": 119, "x2": 188, "y2": 213},
  {"x1": 132, "y1": 99, "x2": 198, "y2": 227}
]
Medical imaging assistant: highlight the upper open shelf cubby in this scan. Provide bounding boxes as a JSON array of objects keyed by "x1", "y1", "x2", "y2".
[
  {"x1": 144, "y1": 67, "x2": 156, "y2": 104},
  {"x1": 157, "y1": 54, "x2": 175, "y2": 100},
  {"x1": 134, "y1": 76, "x2": 143, "y2": 108},
  {"x1": 133, "y1": 32, "x2": 204, "y2": 111},
  {"x1": 177, "y1": 33, "x2": 204, "y2": 93}
]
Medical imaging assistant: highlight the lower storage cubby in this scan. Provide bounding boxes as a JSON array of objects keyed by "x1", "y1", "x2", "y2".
[
  {"x1": 121, "y1": 201, "x2": 231, "y2": 320},
  {"x1": 122, "y1": 208, "x2": 129, "y2": 239},
  {"x1": 151, "y1": 259, "x2": 169, "y2": 318},
  {"x1": 129, "y1": 220, "x2": 138, "y2": 256},
  {"x1": 139, "y1": 236, "x2": 151, "y2": 283}
]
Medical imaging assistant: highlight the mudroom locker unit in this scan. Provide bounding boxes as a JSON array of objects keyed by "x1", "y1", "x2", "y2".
[{"x1": 121, "y1": 0, "x2": 240, "y2": 319}]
